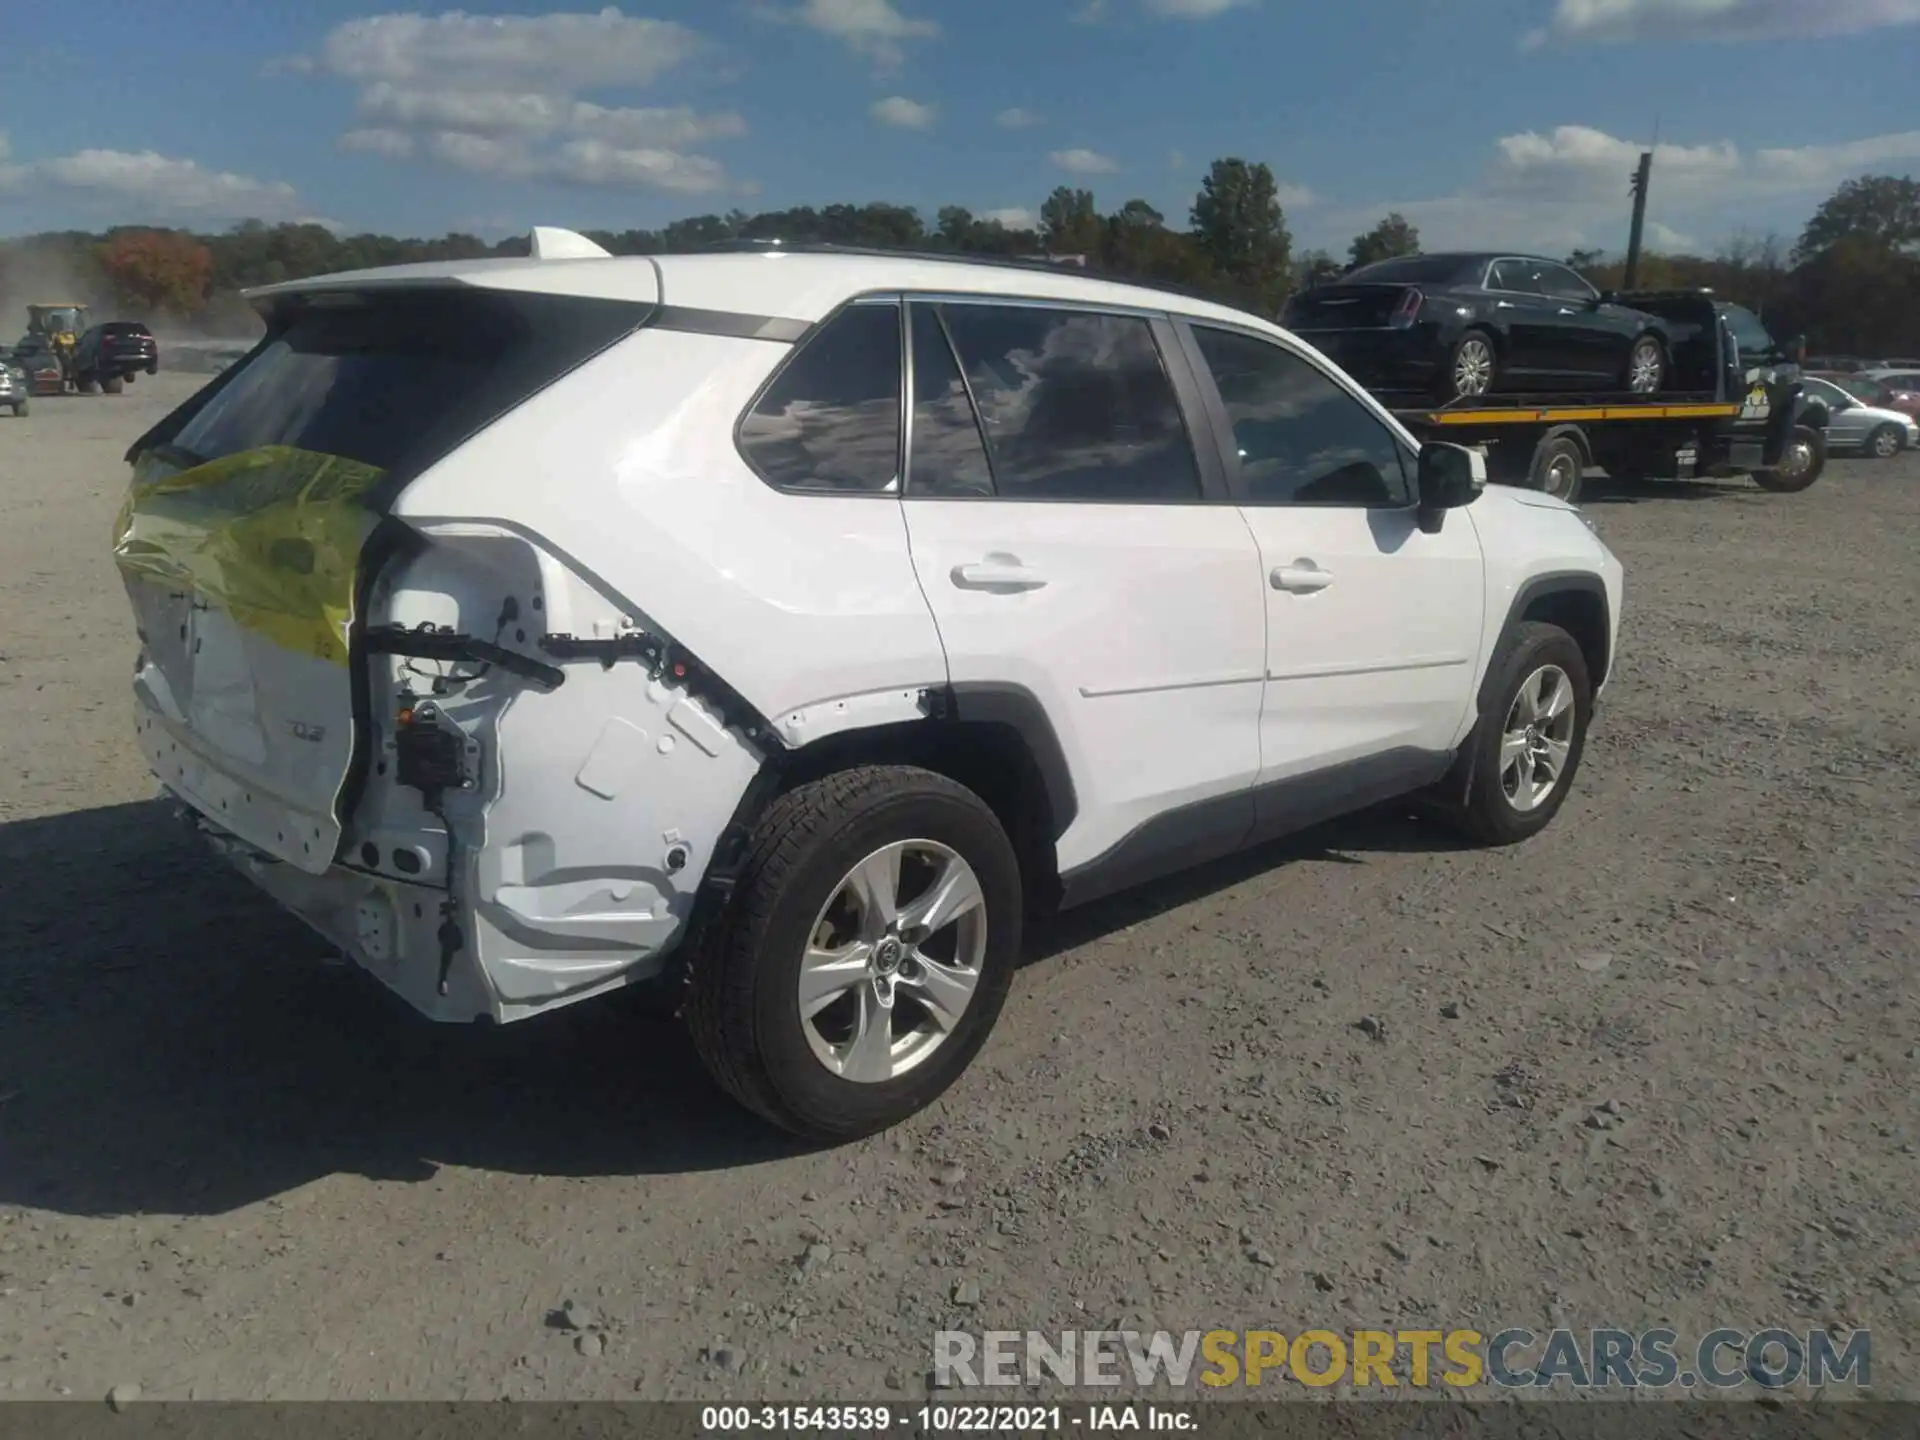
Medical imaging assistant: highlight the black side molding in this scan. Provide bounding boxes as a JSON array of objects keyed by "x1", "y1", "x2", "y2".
[
  {"x1": 941, "y1": 682, "x2": 1079, "y2": 839},
  {"x1": 651, "y1": 305, "x2": 811, "y2": 344}
]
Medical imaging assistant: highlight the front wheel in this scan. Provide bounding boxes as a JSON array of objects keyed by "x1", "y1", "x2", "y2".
[
  {"x1": 1866, "y1": 423, "x2": 1904, "y2": 460},
  {"x1": 685, "y1": 766, "x2": 1023, "y2": 1140},
  {"x1": 1751, "y1": 423, "x2": 1826, "y2": 492},
  {"x1": 1433, "y1": 622, "x2": 1593, "y2": 847},
  {"x1": 1625, "y1": 335, "x2": 1667, "y2": 395},
  {"x1": 1529, "y1": 432, "x2": 1585, "y2": 503}
]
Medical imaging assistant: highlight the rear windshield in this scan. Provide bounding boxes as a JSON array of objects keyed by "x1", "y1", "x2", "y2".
[
  {"x1": 102, "y1": 322, "x2": 151, "y2": 336},
  {"x1": 1343, "y1": 256, "x2": 1476, "y2": 285},
  {"x1": 143, "y1": 290, "x2": 648, "y2": 478}
]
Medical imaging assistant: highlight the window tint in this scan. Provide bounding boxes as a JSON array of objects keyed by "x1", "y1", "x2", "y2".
[
  {"x1": 938, "y1": 304, "x2": 1201, "y2": 502},
  {"x1": 1720, "y1": 305, "x2": 1775, "y2": 357},
  {"x1": 1487, "y1": 259, "x2": 1542, "y2": 295},
  {"x1": 907, "y1": 305, "x2": 994, "y2": 497},
  {"x1": 1191, "y1": 326, "x2": 1413, "y2": 508},
  {"x1": 173, "y1": 301, "x2": 524, "y2": 473},
  {"x1": 738, "y1": 302, "x2": 902, "y2": 493},
  {"x1": 1536, "y1": 264, "x2": 1596, "y2": 302},
  {"x1": 1346, "y1": 255, "x2": 1477, "y2": 285}
]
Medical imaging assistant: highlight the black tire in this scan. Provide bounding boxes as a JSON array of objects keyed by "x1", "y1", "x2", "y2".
[
  {"x1": 1624, "y1": 334, "x2": 1667, "y2": 396},
  {"x1": 10, "y1": 402, "x2": 24, "y2": 418},
  {"x1": 1440, "y1": 328, "x2": 1499, "y2": 401},
  {"x1": 77, "y1": 372, "x2": 98, "y2": 395},
  {"x1": 1528, "y1": 432, "x2": 1585, "y2": 503},
  {"x1": 1865, "y1": 423, "x2": 1904, "y2": 460},
  {"x1": 146, "y1": 359, "x2": 158, "y2": 375},
  {"x1": 685, "y1": 765, "x2": 1022, "y2": 1141},
  {"x1": 1435, "y1": 622, "x2": 1593, "y2": 847},
  {"x1": 1751, "y1": 423, "x2": 1826, "y2": 492},
  {"x1": 102, "y1": 374, "x2": 124, "y2": 395},
  {"x1": 125, "y1": 371, "x2": 137, "y2": 385}
]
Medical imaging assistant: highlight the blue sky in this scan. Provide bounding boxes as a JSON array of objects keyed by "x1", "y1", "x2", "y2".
[{"x1": 1, "y1": 0, "x2": 1917, "y2": 256}]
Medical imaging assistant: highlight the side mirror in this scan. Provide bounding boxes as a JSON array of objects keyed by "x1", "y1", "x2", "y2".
[{"x1": 1416, "y1": 441, "x2": 1484, "y2": 531}]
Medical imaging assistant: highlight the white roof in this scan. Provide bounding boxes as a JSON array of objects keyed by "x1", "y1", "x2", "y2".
[{"x1": 245, "y1": 246, "x2": 1276, "y2": 334}]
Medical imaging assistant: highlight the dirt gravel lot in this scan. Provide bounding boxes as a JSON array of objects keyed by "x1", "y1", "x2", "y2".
[{"x1": 1, "y1": 374, "x2": 1916, "y2": 1402}]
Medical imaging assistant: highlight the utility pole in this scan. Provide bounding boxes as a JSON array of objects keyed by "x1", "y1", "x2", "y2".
[{"x1": 1624, "y1": 150, "x2": 1653, "y2": 289}]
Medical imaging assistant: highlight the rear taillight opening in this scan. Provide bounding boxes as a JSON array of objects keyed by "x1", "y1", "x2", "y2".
[{"x1": 1390, "y1": 288, "x2": 1424, "y2": 330}]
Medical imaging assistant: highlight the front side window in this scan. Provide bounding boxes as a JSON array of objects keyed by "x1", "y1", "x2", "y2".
[
  {"x1": 1191, "y1": 325, "x2": 1413, "y2": 508},
  {"x1": 1720, "y1": 305, "x2": 1776, "y2": 358},
  {"x1": 738, "y1": 302, "x2": 902, "y2": 493},
  {"x1": 936, "y1": 303, "x2": 1202, "y2": 502},
  {"x1": 1536, "y1": 264, "x2": 1598, "y2": 302}
]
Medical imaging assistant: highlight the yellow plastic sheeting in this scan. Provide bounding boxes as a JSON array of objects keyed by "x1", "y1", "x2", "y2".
[{"x1": 113, "y1": 445, "x2": 385, "y2": 666}]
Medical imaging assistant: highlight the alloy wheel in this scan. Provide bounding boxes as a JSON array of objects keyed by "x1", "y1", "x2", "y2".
[
  {"x1": 1872, "y1": 428, "x2": 1901, "y2": 458},
  {"x1": 796, "y1": 840, "x2": 988, "y2": 1083},
  {"x1": 1454, "y1": 339, "x2": 1494, "y2": 397},
  {"x1": 1628, "y1": 340, "x2": 1664, "y2": 394},
  {"x1": 1500, "y1": 665, "x2": 1577, "y2": 813}
]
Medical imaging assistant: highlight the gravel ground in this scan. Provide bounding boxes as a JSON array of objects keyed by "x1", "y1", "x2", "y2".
[{"x1": 1, "y1": 375, "x2": 1915, "y2": 1403}]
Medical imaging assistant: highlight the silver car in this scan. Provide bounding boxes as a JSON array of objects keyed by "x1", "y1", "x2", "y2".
[
  {"x1": 1803, "y1": 376, "x2": 1920, "y2": 459},
  {"x1": 0, "y1": 362, "x2": 26, "y2": 417}
]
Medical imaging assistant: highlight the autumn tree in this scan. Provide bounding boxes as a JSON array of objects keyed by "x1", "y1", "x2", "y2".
[
  {"x1": 96, "y1": 229, "x2": 213, "y2": 315},
  {"x1": 1189, "y1": 158, "x2": 1293, "y2": 315},
  {"x1": 1347, "y1": 212, "x2": 1420, "y2": 269}
]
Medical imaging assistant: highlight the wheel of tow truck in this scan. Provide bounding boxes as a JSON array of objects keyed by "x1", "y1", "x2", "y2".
[
  {"x1": 102, "y1": 374, "x2": 124, "y2": 395},
  {"x1": 1866, "y1": 423, "x2": 1904, "y2": 460},
  {"x1": 1751, "y1": 423, "x2": 1826, "y2": 493},
  {"x1": 1625, "y1": 334, "x2": 1668, "y2": 395},
  {"x1": 1529, "y1": 433, "x2": 1586, "y2": 504},
  {"x1": 77, "y1": 372, "x2": 98, "y2": 395},
  {"x1": 1442, "y1": 329, "x2": 1498, "y2": 401},
  {"x1": 684, "y1": 765, "x2": 1022, "y2": 1140}
]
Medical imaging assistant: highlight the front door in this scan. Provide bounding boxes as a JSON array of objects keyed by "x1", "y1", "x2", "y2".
[
  {"x1": 899, "y1": 299, "x2": 1268, "y2": 880},
  {"x1": 1176, "y1": 321, "x2": 1487, "y2": 840}
]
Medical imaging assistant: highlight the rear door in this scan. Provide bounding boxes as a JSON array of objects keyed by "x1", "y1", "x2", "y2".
[
  {"x1": 117, "y1": 286, "x2": 646, "y2": 873},
  {"x1": 899, "y1": 297, "x2": 1268, "y2": 880},
  {"x1": 1176, "y1": 320, "x2": 1484, "y2": 837}
]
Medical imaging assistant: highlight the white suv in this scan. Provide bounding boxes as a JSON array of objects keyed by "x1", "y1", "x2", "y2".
[{"x1": 114, "y1": 229, "x2": 1623, "y2": 1139}]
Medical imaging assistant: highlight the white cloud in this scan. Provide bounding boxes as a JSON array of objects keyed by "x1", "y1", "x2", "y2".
[
  {"x1": 996, "y1": 107, "x2": 1043, "y2": 129},
  {"x1": 1051, "y1": 147, "x2": 1121, "y2": 174},
  {"x1": 1073, "y1": 0, "x2": 1110, "y2": 22},
  {"x1": 982, "y1": 206, "x2": 1036, "y2": 228},
  {"x1": 1527, "y1": 0, "x2": 1920, "y2": 47},
  {"x1": 1320, "y1": 123, "x2": 1920, "y2": 254},
  {"x1": 0, "y1": 146, "x2": 306, "y2": 221},
  {"x1": 314, "y1": 7, "x2": 702, "y2": 89},
  {"x1": 304, "y1": 9, "x2": 744, "y2": 194},
  {"x1": 338, "y1": 127, "x2": 417, "y2": 158},
  {"x1": 782, "y1": 0, "x2": 938, "y2": 70},
  {"x1": 554, "y1": 139, "x2": 729, "y2": 193},
  {"x1": 1167, "y1": 148, "x2": 1187, "y2": 170},
  {"x1": 1143, "y1": 0, "x2": 1256, "y2": 15},
  {"x1": 1277, "y1": 182, "x2": 1317, "y2": 208},
  {"x1": 871, "y1": 95, "x2": 936, "y2": 129}
]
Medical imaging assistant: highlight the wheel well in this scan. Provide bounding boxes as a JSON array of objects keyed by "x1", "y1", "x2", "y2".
[
  {"x1": 1520, "y1": 587, "x2": 1609, "y2": 689},
  {"x1": 769, "y1": 719, "x2": 1064, "y2": 911}
]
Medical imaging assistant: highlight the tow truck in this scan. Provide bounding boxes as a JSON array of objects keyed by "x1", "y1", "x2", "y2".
[{"x1": 1381, "y1": 290, "x2": 1823, "y2": 505}]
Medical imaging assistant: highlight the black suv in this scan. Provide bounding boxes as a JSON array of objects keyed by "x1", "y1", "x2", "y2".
[{"x1": 75, "y1": 322, "x2": 159, "y2": 393}]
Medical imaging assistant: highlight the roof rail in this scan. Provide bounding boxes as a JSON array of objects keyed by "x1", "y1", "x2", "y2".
[
  {"x1": 650, "y1": 239, "x2": 1265, "y2": 318},
  {"x1": 529, "y1": 226, "x2": 612, "y2": 261}
]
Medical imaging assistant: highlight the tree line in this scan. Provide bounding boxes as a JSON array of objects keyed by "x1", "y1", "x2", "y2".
[{"x1": 3, "y1": 162, "x2": 1916, "y2": 354}]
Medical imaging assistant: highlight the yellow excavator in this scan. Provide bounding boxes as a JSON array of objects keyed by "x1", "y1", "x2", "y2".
[{"x1": 25, "y1": 303, "x2": 90, "y2": 392}]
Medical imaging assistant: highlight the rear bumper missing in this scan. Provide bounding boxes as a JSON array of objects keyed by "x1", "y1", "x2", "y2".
[{"x1": 171, "y1": 797, "x2": 674, "y2": 1025}]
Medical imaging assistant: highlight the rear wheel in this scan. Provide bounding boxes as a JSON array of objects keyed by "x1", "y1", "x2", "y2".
[
  {"x1": 102, "y1": 374, "x2": 124, "y2": 395},
  {"x1": 1442, "y1": 329, "x2": 1498, "y2": 401},
  {"x1": 1751, "y1": 424, "x2": 1826, "y2": 492},
  {"x1": 1625, "y1": 335, "x2": 1667, "y2": 395},
  {"x1": 1866, "y1": 423, "x2": 1904, "y2": 459},
  {"x1": 685, "y1": 766, "x2": 1022, "y2": 1140},
  {"x1": 10, "y1": 401, "x2": 24, "y2": 418},
  {"x1": 1529, "y1": 432, "x2": 1585, "y2": 503},
  {"x1": 77, "y1": 372, "x2": 99, "y2": 395}
]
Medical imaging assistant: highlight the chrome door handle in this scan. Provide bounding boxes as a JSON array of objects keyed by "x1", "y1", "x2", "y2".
[
  {"x1": 1271, "y1": 561, "x2": 1333, "y2": 594},
  {"x1": 1495, "y1": 300, "x2": 1516, "y2": 310},
  {"x1": 951, "y1": 555, "x2": 1048, "y2": 593},
  {"x1": 1557, "y1": 307, "x2": 1577, "y2": 315}
]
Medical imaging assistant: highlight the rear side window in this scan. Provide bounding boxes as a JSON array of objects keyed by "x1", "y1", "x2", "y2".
[
  {"x1": 908, "y1": 305, "x2": 994, "y2": 498},
  {"x1": 1487, "y1": 259, "x2": 1542, "y2": 294},
  {"x1": 936, "y1": 303, "x2": 1201, "y2": 502},
  {"x1": 1191, "y1": 325, "x2": 1412, "y2": 508},
  {"x1": 738, "y1": 302, "x2": 902, "y2": 493}
]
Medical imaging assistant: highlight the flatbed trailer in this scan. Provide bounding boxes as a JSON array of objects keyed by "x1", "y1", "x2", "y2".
[{"x1": 1379, "y1": 291, "x2": 1826, "y2": 505}]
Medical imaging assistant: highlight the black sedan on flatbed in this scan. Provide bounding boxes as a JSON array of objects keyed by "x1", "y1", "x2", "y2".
[{"x1": 1282, "y1": 252, "x2": 1676, "y2": 403}]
